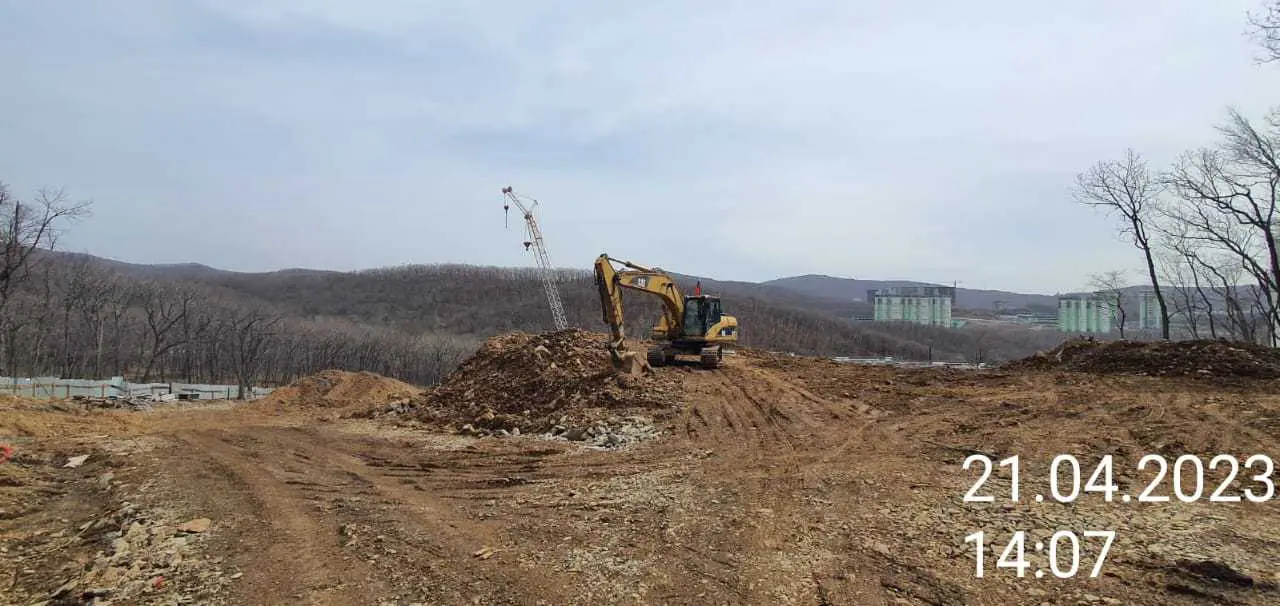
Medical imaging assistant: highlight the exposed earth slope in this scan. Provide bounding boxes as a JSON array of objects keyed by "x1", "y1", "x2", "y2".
[{"x1": 3, "y1": 333, "x2": 1278, "y2": 605}]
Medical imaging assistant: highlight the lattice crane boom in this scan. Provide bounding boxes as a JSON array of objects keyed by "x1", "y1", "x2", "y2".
[{"x1": 502, "y1": 186, "x2": 569, "y2": 331}]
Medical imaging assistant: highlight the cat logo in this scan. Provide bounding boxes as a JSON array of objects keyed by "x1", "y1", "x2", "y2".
[{"x1": 632, "y1": 277, "x2": 648, "y2": 288}]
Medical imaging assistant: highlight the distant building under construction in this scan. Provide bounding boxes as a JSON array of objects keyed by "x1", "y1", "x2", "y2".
[
  {"x1": 1058, "y1": 293, "x2": 1113, "y2": 334},
  {"x1": 1135, "y1": 290, "x2": 1163, "y2": 331},
  {"x1": 868, "y1": 286, "x2": 954, "y2": 327}
]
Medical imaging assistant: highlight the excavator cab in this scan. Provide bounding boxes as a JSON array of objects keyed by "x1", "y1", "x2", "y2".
[{"x1": 681, "y1": 296, "x2": 723, "y2": 338}]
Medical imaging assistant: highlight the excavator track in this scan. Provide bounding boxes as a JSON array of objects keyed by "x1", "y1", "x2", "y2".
[
  {"x1": 700, "y1": 346, "x2": 723, "y2": 369},
  {"x1": 647, "y1": 347, "x2": 668, "y2": 367}
]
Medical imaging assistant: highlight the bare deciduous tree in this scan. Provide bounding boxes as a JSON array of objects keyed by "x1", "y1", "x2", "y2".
[
  {"x1": 1248, "y1": 1, "x2": 1280, "y2": 63},
  {"x1": 1075, "y1": 149, "x2": 1171, "y2": 338},
  {"x1": 1090, "y1": 270, "x2": 1130, "y2": 338},
  {"x1": 1163, "y1": 109, "x2": 1280, "y2": 344},
  {"x1": 138, "y1": 282, "x2": 209, "y2": 382},
  {"x1": 224, "y1": 304, "x2": 282, "y2": 399},
  {"x1": 0, "y1": 185, "x2": 90, "y2": 310},
  {"x1": 0, "y1": 184, "x2": 90, "y2": 374}
]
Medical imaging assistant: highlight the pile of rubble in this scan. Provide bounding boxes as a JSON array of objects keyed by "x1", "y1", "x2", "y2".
[
  {"x1": 254, "y1": 370, "x2": 422, "y2": 411},
  {"x1": 404, "y1": 329, "x2": 680, "y2": 443},
  {"x1": 1, "y1": 450, "x2": 237, "y2": 605},
  {"x1": 46, "y1": 504, "x2": 236, "y2": 604},
  {"x1": 1006, "y1": 337, "x2": 1280, "y2": 379},
  {"x1": 512, "y1": 413, "x2": 661, "y2": 449}
]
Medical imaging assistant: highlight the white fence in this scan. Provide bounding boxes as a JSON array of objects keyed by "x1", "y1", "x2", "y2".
[
  {"x1": 0, "y1": 376, "x2": 275, "y2": 400},
  {"x1": 830, "y1": 356, "x2": 989, "y2": 370}
]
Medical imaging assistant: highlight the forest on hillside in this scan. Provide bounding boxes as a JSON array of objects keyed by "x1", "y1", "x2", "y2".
[
  {"x1": 0, "y1": 254, "x2": 1067, "y2": 389},
  {"x1": 0, "y1": 181, "x2": 1068, "y2": 390}
]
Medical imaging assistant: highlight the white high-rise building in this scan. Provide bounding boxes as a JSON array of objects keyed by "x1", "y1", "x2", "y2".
[
  {"x1": 1135, "y1": 290, "x2": 1163, "y2": 331},
  {"x1": 1058, "y1": 294, "x2": 1113, "y2": 334},
  {"x1": 869, "y1": 286, "x2": 954, "y2": 327}
]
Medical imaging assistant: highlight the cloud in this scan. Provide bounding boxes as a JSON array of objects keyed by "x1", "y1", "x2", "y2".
[{"x1": 0, "y1": 0, "x2": 1276, "y2": 293}]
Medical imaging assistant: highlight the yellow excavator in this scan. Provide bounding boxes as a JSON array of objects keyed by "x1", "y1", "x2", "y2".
[{"x1": 594, "y1": 253, "x2": 739, "y2": 372}]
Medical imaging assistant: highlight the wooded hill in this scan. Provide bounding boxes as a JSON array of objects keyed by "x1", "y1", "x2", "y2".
[{"x1": 0, "y1": 251, "x2": 1067, "y2": 390}]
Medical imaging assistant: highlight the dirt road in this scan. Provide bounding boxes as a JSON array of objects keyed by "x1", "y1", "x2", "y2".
[{"x1": 4, "y1": 350, "x2": 1280, "y2": 605}]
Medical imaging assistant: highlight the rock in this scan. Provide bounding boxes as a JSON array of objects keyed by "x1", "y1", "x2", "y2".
[
  {"x1": 176, "y1": 518, "x2": 212, "y2": 534},
  {"x1": 124, "y1": 521, "x2": 146, "y2": 541},
  {"x1": 1176, "y1": 559, "x2": 1255, "y2": 587},
  {"x1": 564, "y1": 428, "x2": 587, "y2": 441},
  {"x1": 82, "y1": 587, "x2": 113, "y2": 598},
  {"x1": 63, "y1": 454, "x2": 90, "y2": 468},
  {"x1": 51, "y1": 579, "x2": 79, "y2": 598}
]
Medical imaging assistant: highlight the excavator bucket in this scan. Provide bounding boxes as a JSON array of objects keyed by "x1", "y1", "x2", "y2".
[{"x1": 610, "y1": 348, "x2": 651, "y2": 377}]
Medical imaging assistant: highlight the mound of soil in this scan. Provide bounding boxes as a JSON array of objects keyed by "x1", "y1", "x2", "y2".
[
  {"x1": 409, "y1": 329, "x2": 680, "y2": 432},
  {"x1": 255, "y1": 370, "x2": 423, "y2": 410},
  {"x1": 1006, "y1": 338, "x2": 1280, "y2": 378}
]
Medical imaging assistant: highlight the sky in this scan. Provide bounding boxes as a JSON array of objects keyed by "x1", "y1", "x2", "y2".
[{"x1": 1, "y1": 1, "x2": 1278, "y2": 294}]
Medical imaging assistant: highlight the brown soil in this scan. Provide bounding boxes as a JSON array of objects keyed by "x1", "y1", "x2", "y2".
[
  {"x1": 1006, "y1": 337, "x2": 1280, "y2": 379},
  {"x1": 3, "y1": 332, "x2": 1280, "y2": 605},
  {"x1": 406, "y1": 329, "x2": 682, "y2": 432},
  {"x1": 253, "y1": 369, "x2": 423, "y2": 412}
]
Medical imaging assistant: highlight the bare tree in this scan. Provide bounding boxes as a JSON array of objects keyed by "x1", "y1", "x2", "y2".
[
  {"x1": 1090, "y1": 270, "x2": 1130, "y2": 338},
  {"x1": 0, "y1": 184, "x2": 90, "y2": 374},
  {"x1": 1156, "y1": 252, "x2": 1201, "y2": 338},
  {"x1": 54, "y1": 256, "x2": 106, "y2": 377},
  {"x1": 137, "y1": 282, "x2": 210, "y2": 382},
  {"x1": 1153, "y1": 217, "x2": 1230, "y2": 339},
  {"x1": 1248, "y1": 1, "x2": 1280, "y2": 63},
  {"x1": 1163, "y1": 109, "x2": 1280, "y2": 344},
  {"x1": 103, "y1": 277, "x2": 138, "y2": 377},
  {"x1": 223, "y1": 304, "x2": 281, "y2": 399},
  {"x1": 1075, "y1": 149, "x2": 1171, "y2": 338},
  {"x1": 78, "y1": 270, "x2": 123, "y2": 378},
  {"x1": 0, "y1": 185, "x2": 90, "y2": 310}
]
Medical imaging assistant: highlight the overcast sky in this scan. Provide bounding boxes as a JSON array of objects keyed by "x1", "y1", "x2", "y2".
[{"x1": 1, "y1": 1, "x2": 1277, "y2": 294}]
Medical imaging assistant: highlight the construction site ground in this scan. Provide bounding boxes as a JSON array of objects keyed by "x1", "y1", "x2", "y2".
[{"x1": 4, "y1": 334, "x2": 1280, "y2": 605}]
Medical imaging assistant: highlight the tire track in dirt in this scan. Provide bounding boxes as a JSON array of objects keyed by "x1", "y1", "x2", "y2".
[
  {"x1": 664, "y1": 356, "x2": 894, "y2": 604},
  {"x1": 170, "y1": 429, "x2": 377, "y2": 604},
  {"x1": 168, "y1": 425, "x2": 580, "y2": 605}
]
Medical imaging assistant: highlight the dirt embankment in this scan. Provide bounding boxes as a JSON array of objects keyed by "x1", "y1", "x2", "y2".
[
  {"x1": 6, "y1": 331, "x2": 1280, "y2": 605},
  {"x1": 253, "y1": 369, "x2": 423, "y2": 412},
  {"x1": 1005, "y1": 337, "x2": 1280, "y2": 379},
  {"x1": 404, "y1": 329, "x2": 682, "y2": 435}
]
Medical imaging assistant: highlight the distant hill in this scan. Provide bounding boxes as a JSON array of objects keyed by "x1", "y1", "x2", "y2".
[
  {"x1": 763, "y1": 274, "x2": 1059, "y2": 311},
  {"x1": 28, "y1": 252, "x2": 1066, "y2": 369},
  {"x1": 57, "y1": 253, "x2": 230, "y2": 280}
]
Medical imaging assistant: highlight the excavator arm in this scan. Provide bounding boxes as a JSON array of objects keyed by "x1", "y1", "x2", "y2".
[{"x1": 594, "y1": 254, "x2": 685, "y2": 371}]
